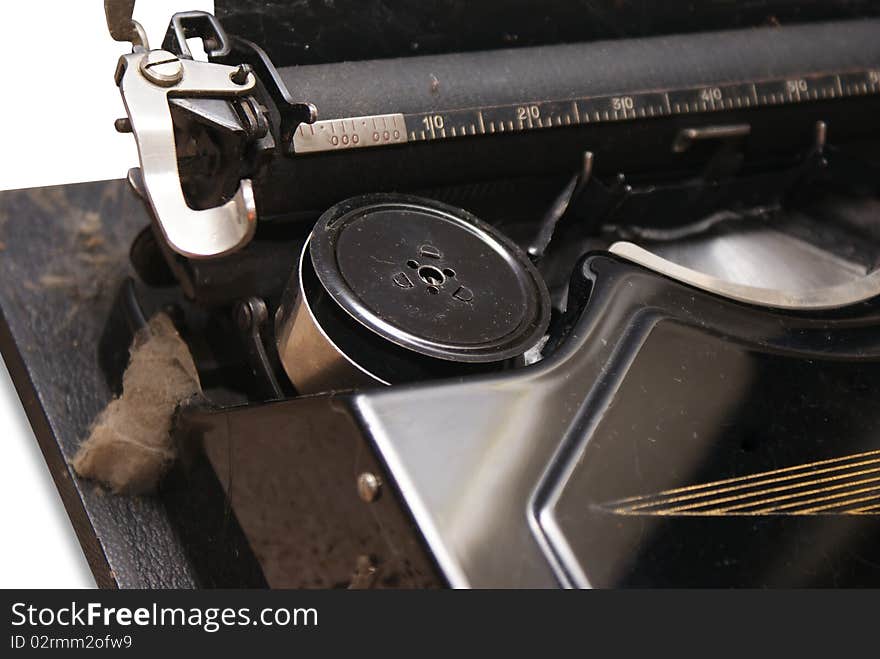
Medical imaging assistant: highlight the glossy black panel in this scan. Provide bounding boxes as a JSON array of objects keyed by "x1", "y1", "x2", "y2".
[
  {"x1": 541, "y1": 321, "x2": 880, "y2": 587},
  {"x1": 354, "y1": 253, "x2": 880, "y2": 587},
  {"x1": 176, "y1": 398, "x2": 444, "y2": 588}
]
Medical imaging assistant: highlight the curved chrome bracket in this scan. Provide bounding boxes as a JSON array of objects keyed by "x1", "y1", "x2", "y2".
[
  {"x1": 609, "y1": 241, "x2": 880, "y2": 310},
  {"x1": 115, "y1": 52, "x2": 258, "y2": 259}
]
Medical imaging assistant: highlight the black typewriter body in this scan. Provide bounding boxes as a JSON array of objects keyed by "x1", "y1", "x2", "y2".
[{"x1": 5, "y1": 1, "x2": 880, "y2": 588}]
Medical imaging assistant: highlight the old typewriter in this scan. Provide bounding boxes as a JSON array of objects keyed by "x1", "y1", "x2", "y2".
[{"x1": 37, "y1": 0, "x2": 880, "y2": 587}]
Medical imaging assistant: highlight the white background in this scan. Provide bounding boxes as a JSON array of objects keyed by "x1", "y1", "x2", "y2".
[{"x1": 0, "y1": 1, "x2": 212, "y2": 588}]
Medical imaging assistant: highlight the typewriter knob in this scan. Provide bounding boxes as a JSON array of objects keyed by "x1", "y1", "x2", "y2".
[{"x1": 276, "y1": 194, "x2": 551, "y2": 393}]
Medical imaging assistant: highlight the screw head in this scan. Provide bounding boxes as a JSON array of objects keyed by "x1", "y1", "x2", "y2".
[
  {"x1": 139, "y1": 50, "x2": 183, "y2": 87},
  {"x1": 357, "y1": 472, "x2": 382, "y2": 502}
]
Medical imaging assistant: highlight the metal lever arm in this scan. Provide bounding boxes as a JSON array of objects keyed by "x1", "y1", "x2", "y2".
[
  {"x1": 609, "y1": 241, "x2": 880, "y2": 310},
  {"x1": 104, "y1": 0, "x2": 149, "y2": 51},
  {"x1": 116, "y1": 52, "x2": 258, "y2": 259}
]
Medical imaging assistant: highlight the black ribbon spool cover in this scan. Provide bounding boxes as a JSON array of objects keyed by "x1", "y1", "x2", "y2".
[{"x1": 275, "y1": 194, "x2": 551, "y2": 393}]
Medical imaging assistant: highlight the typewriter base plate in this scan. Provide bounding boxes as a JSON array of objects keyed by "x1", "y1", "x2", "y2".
[{"x1": 0, "y1": 180, "x2": 260, "y2": 588}]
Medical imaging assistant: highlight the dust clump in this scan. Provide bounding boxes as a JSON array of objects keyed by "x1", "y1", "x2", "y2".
[
  {"x1": 36, "y1": 274, "x2": 76, "y2": 289},
  {"x1": 76, "y1": 212, "x2": 103, "y2": 247},
  {"x1": 72, "y1": 313, "x2": 202, "y2": 494},
  {"x1": 22, "y1": 210, "x2": 114, "y2": 308}
]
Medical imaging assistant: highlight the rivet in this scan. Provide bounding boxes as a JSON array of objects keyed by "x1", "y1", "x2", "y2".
[{"x1": 357, "y1": 472, "x2": 382, "y2": 502}]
